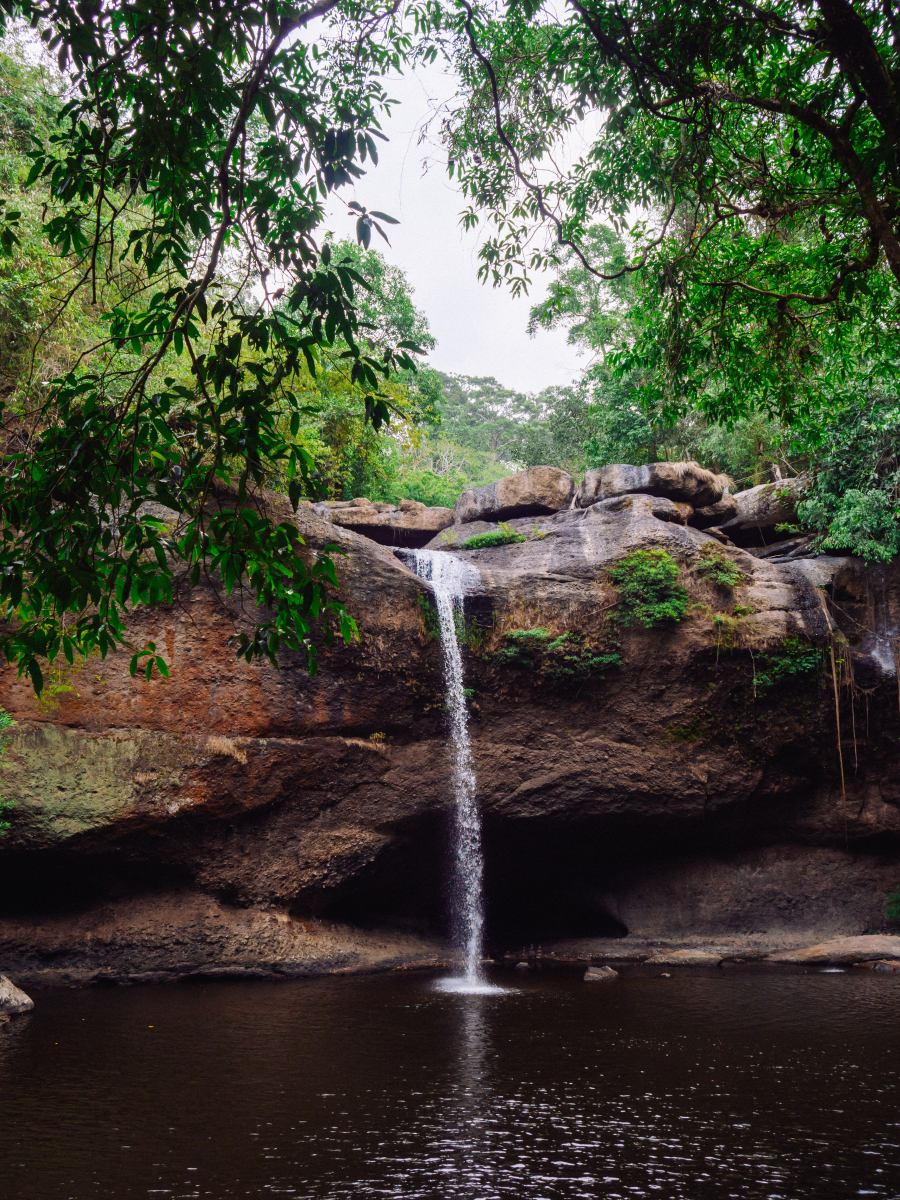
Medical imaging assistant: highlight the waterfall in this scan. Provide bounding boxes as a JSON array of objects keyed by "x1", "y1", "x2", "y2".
[{"x1": 411, "y1": 550, "x2": 486, "y2": 985}]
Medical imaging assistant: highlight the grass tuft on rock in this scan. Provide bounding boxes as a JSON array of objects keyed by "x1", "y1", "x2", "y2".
[
  {"x1": 461, "y1": 522, "x2": 527, "y2": 550},
  {"x1": 608, "y1": 549, "x2": 688, "y2": 628},
  {"x1": 694, "y1": 544, "x2": 745, "y2": 590}
]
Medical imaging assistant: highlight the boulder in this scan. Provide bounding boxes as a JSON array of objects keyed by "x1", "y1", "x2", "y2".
[
  {"x1": 576, "y1": 462, "x2": 723, "y2": 509},
  {"x1": 426, "y1": 493, "x2": 692, "y2": 551},
  {"x1": 718, "y1": 474, "x2": 808, "y2": 537},
  {"x1": 0, "y1": 974, "x2": 34, "y2": 1014},
  {"x1": 765, "y1": 935, "x2": 900, "y2": 964},
  {"x1": 689, "y1": 494, "x2": 740, "y2": 530},
  {"x1": 312, "y1": 498, "x2": 454, "y2": 549},
  {"x1": 454, "y1": 467, "x2": 575, "y2": 524},
  {"x1": 644, "y1": 950, "x2": 723, "y2": 966},
  {"x1": 591, "y1": 493, "x2": 693, "y2": 525},
  {"x1": 584, "y1": 965, "x2": 618, "y2": 982}
]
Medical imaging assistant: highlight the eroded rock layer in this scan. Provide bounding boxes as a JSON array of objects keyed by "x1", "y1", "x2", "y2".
[{"x1": 2, "y1": 493, "x2": 899, "y2": 985}]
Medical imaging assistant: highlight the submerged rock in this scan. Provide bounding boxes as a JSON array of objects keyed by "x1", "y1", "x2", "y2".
[
  {"x1": 454, "y1": 466, "x2": 575, "y2": 523},
  {"x1": 584, "y1": 965, "x2": 618, "y2": 982},
  {"x1": 766, "y1": 936, "x2": 900, "y2": 964},
  {"x1": 0, "y1": 974, "x2": 34, "y2": 1014},
  {"x1": 576, "y1": 462, "x2": 723, "y2": 509}
]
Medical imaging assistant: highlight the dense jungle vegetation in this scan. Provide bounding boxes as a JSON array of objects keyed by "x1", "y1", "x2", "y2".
[{"x1": 0, "y1": 0, "x2": 898, "y2": 693}]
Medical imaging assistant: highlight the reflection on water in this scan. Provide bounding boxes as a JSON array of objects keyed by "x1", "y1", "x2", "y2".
[{"x1": 1, "y1": 966, "x2": 899, "y2": 1199}]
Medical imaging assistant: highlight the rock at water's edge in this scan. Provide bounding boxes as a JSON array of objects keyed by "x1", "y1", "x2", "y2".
[
  {"x1": 584, "y1": 965, "x2": 619, "y2": 982},
  {"x1": 765, "y1": 935, "x2": 900, "y2": 964},
  {"x1": 645, "y1": 950, "x2": 724, "y2": 966},
  {"x1": 0, "y1": 974, "x2": 34, "y2": 1014},
  {"x1": 455, "y1": 467, "x2": 575, "y2": 524}
]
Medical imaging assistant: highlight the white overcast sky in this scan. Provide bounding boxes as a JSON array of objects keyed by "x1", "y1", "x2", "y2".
[{"x1": 323, "y1": 64, "x2": 586, "y2": 395}]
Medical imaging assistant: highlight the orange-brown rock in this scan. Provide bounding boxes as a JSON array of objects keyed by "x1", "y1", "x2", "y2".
[{"x1": 1, "y1": 495, "x2": 899, "y2": 986}]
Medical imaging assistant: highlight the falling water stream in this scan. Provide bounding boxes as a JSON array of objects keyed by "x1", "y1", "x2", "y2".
[{"x1": 409, "y1": 549, "x2": 492, "y2": 990}]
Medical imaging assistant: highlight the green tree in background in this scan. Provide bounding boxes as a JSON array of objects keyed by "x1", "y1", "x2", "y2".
[
  {"x1": 0, "y1": 0, "x2": 426, "y2": 688},
  {"x1": 522, "y1": 223, "x2": 786, "y2": 485},
  {"x1": 447, "y1": 0, "x2": 900, "y2": 424},
  {"x1": 444, "y1": 1, "x2": 900, "y2": 552}
]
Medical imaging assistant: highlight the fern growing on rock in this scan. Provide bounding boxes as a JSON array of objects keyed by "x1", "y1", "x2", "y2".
[{"x1": 608, "y1": 549, "x2": 688, "y2": 628}]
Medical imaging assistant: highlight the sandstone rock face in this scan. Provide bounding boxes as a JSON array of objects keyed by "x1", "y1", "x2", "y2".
[
  {"x1": 0, "y1": 973, "x2": 33, "y2": 1013},
  {"x1": 576, "y1": 462, "x2": 723, "y2": 509},
  {"x1": 0, "y1": 488, "x2": 899, "y2": 985},
  {"x1": 431, "y1": 494, "x2": 694, "y2": 550},
  {"x1": 454, "y1": 466, "x2": 575, "y2": 524},
  {"x1": 765, "y1": 935, "x2": 900, "y2": 964},
  {"x1": 312, "y1": 497, "x2": 454, "y2": 548}
]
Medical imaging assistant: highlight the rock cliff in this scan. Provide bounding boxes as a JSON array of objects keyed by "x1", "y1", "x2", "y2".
[{"x1": 2, "y1": 483, "x2": 899, "y2": 985}]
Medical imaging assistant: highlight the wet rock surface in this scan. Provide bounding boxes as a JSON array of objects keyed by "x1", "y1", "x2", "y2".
[
  {"x1": 645, "y1": 949, "x2": 724, "y2": 966},
  {"x1": 0, "y1": 973, "x2": 34, "y2": 1013},
  {"x1": 584, "y1": 965, "x2": 618, "y2": 981},
  {"x1": 0, "y1": 485, "x2": 899, "y2": 983}
]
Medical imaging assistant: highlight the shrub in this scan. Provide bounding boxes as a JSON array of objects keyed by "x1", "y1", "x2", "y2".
[
  {"x1": 461, "y1": 521, "x2": 527, "y2": 550},
  {"x1": 754, "y1": 637, "x2": 821, "y2": 690},
  {"x1": 694, "y1": 544, "x2": 745, "y2": 590},
  {"x1": 608, "y1": 549, "x2": 688, "y2": 628},
  {"x1": 492, "y1": 628, "x2": 621, "y2": 683},
  {"x1": 886, "y1": 888, "x2": 900, "y2": 924}
]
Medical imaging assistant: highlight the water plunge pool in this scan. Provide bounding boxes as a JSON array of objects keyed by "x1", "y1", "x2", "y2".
[{"x1": 1, "y1": 965, "x2": 897, "y2": 1199}]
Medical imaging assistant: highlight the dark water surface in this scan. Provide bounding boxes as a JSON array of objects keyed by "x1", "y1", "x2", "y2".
[{"x1": 1, "y1": 966, "x2": 899, "y2": 1199}]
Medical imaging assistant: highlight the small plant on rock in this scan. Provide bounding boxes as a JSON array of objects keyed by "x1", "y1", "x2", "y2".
[
  {"x1": 886, "y1": 888, "x2": 900, "y2": 925},
  {"x1": 418, "y1": 592, "x2": 441, "y2": 643},
  {"x1": 492, "y1": 628, "x2": 621, "y2": 683},
  {"x1": 694, "y1": 544, "x2": 745, "y2": 590},
  {"x1": 666, "y1": 707, "x2": 715, "y2": 742},
  {"x1": 754, "y1": 637, "x2": 822, "y2": 690},
  {"x1": 608, "y1": 549, "x2": 688, "y2": 628},
  {"x1": 461, "y1": 521, "x2": 527, "y2": 551}
]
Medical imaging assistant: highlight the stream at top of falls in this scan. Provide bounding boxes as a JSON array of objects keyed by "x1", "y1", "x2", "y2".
[
  {"x1": 407, "y1": 549, "x2": 496, "y2": 992},
  {"x1": 2, "y1": 966, "x2": 900, "y2": 1200}
]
